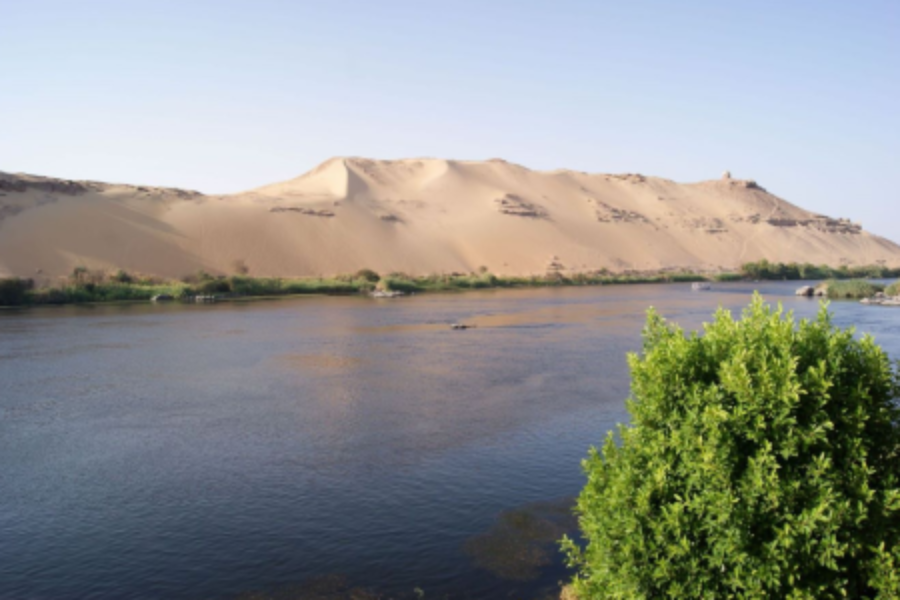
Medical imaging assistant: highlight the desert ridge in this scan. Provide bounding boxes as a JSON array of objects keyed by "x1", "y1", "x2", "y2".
[{"x1": 1, "y1": 157, "x2": 899, "y2": 281}]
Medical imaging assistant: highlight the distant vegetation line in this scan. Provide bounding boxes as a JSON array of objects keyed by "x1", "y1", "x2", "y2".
[
  {"x1": 737, "y1": 259, "x2": 900, "y2": 281},
  {"x1": 0, "y1": 261, "x2": 899, "y2": 307}
]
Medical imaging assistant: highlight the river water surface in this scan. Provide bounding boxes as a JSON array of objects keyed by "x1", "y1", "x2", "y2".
[{"x1": 2, "y1": 282, "x2": 899, "y2": 599}]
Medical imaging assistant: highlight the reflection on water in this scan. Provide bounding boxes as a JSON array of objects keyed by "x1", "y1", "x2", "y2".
[
  {"x1": 278, "y1": 353, "x2": 366, "y2": 370},
  {"x1": 464, "y1": 497, "x2": 577, "y2": 582},
  {"x1": 1, "y1": 282, "x2": 898, "y2": 599},
  {"x1": 235, "y1": 575, "x2": 382, "y2": 600}
]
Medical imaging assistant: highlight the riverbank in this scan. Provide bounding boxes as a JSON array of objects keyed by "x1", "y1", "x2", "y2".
[
  {"x1": 793, "y1": 278, "x2": 900, "y2": 300},
  {"x1": 0, "y1": 270, "x2": 707, "y2": 307},
  {"x1": 1, "y1": 262, "x2": 899, "y2": 307}
]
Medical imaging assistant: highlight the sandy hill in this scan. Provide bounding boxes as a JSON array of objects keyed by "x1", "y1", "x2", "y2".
[{"x1": 1, "y1": 158, "x2": 899, "y2": 281}]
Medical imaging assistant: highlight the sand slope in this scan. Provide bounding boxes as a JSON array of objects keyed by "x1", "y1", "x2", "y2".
[{"x1": 2, "y1": 158, "x2": 899, "y2": 281}]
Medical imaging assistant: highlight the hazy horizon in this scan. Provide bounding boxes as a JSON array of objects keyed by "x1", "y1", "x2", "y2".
[{"x1": 2, "y1": 0, "x2": 897, "y2": 239}]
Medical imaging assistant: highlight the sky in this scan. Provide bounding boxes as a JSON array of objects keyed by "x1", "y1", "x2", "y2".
[{"x1": 2, "y1": 0, "x2": 898, "y2": 239}]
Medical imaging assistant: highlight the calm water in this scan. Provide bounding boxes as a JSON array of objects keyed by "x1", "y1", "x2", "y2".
[{"x1": 2, "y1": 282, "x2": 899, "y2": 599}]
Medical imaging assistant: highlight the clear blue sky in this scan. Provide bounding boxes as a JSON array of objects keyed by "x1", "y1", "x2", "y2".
[{"x1": 2, "y1": 0, "x2": 898, "y2": 239}]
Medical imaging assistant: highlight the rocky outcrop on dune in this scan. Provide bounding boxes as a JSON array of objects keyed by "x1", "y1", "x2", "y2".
[
  {"x1": 269, "y1": 206, "x2": 335, "y2": 217},
  {"x1": 766, "y1": 216, "x2": 861, "y2": 234},
  {"x1": 0, "y1": 172, "x2": 205, "y2": 229},
  {"x1": 0, "y1": 173, "x2": 91, "y2": 195},
  {"x1": 0, "y1": 173, "x2": 94, "y2": 222},
  {"x1": 0, "y1": 172, "x2": 202, "y2": 199},
  {"x1": 589, "y1": 198, "x2": 651, "y2": 225},
  {"x1": 0, "y1": 157, "x2": 898, "y2": 279},
  {"x1": 495, "y1": 193, "x2": 549, "y2": 219}
]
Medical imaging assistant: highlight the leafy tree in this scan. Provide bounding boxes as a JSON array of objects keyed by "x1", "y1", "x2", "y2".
[
  {"x1": 111, "y1": 269, "x2": 134, "y2": 283},
  {"x1": 0, "y1": 277, "x2": 34, "y2": 305},
  {"x1": 354, "y1": 268, "x2": 381, "y2": 283},
  {"x1": 71, "y1": 265, "x2": 89, "y2": 284},
  {"x1": 195, "y1": 277, "x2": 231, "y2": 294},
  {"x1": 563, "y1": 295, "x2": 900, "y2": 599}
]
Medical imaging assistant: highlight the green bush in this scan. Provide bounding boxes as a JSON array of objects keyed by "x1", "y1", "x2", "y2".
[
  {"x1": 740, "y1": 261, "x2": 900, "y2": 282},
  {"x1": 30, "y1": 285, "x2": 92, "y2": 304},
  {"x1": 111, "y1": 269, "x2": 134, "y2": 284},
  {"x1": 280, "y1": 278, "x2": 359, "y2": 295},
  {"x1": 228, "y1": 276, "x2": 283, "y2": 296},
  {"x1": 354, "y1": 268, "x2": 381, "y2": 283},
  {"x1": 823, "y1": 279, "x2": 884, "y2": 299},
  {"x1": 0, "y1": 277, "x2": 34, "y2": 306},
  {"x1": 378, "y1": 275, "x2": 423, "y2": 293},
  {"x1": 563, "y1": 295, "x2": 900, "y2": 598},
  {"x1": 887, "y1": 281, "x2": 900, "y2": 297},
  {"x1": 667, "y1": 272, "x2": 708, "y2": 283},
  {"x1": 181, "y1": 269, "x2": 217, "y2": 284},
  {"x1": 71, "y1": 266, "x2": 89, "y2": 282},
  {"x1": 25, "y1": 282, "x2": 190, "y2": 304},
  {"x1": 194, "y1": 278, "x2": 231, "y2": 295}
]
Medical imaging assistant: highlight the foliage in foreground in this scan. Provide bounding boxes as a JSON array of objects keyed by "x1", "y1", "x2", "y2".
[{"x1": 563, "y1": 295, "x2": 900, "y2": 598}]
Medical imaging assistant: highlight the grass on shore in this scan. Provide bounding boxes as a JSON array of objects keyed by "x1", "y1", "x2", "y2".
[
  {"x1": 739, "y1": 260, "x2": 900, "y2": 281},
  {"x1": 1, "y1": 262, "x2": 898, "y2": 307},
  {"x1": 821, "y1": 279, "x2": 885, "y2": 299},
  {"x1": 0, "y1": 268, "x2": 710, "y2": 307}
]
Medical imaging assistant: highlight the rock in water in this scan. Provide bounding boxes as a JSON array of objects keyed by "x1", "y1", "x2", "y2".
[{"x1": 369, "y1": 289, "x2": 404, "y2": 298}]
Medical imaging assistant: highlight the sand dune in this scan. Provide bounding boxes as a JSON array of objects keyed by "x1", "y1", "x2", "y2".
[{"x1": 1, "y1": 158, "x2": 899, "y2": 281}]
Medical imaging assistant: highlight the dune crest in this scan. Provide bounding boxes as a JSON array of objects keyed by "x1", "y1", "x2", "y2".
[{"x1": 1, "y1": 159, "x2": 898, "y2": 280}]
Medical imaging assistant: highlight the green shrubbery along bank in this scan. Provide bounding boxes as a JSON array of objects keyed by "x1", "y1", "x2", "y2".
[
  {"x1": 0, "y1": 267, "x2": 706, "y2": 306},
  {"x1": 738, "y1": 260, "x2": 900, "y2": 281},
  {"x1": 821, "y1": 279, "x2": 886, "y2": 299},
  {"x1": 0, "y1": 262, "x2": 899, "y2": 306},
  {"x1": 563, "y1": 295, "x2": 900, "y2": 598}
]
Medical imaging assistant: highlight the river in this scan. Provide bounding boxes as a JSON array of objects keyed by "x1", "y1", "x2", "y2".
[{"x1": 2, "y1": 282, "x2": 898, "y2": 599}]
